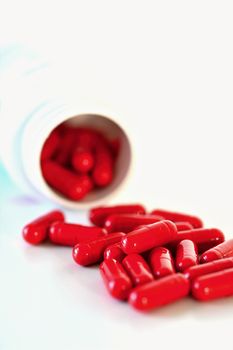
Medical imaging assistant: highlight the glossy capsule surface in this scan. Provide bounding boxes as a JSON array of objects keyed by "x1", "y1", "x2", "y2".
[
  {"x1": 175, "y1": 222, "x2": 193, "y2": 231},
  {"x1": 104, "y1": 214, "x2": 164, "y2": 233},
  {"x1": 149, "y1": 247, "x2": 175, "y2": 278},
  {"x1": 184, "y1": 257, "x2": 233, "y2": 280},
  {"x1": 176, "y1": 239, "x2": 198, "y2": 272},
  {"x1": 169, "y1": 228, "x2": 225, "y2": 253},
  {"x1": 121, "y1": 220, "x2": 178, "y2": 254},
  {"x1": 89, "y1": 204, "x2": 146, "y2": 227},
  {"x1": 71, "y1": 147, "x2": 94, "y2": 173},
  {"x1": 72, "y1": 232, "x2": 125, "y2": 266},
  {"x1": 100, "y1": 259, "x2": 132, "y2": 300},
  {"x1": 104, "y1": 243, "x2": 125, "y2": 262},
  {"x1": 22, "y1": 210, "x2": 65, "y2": 244},
  {"x1": 192, "y1": 268, "x2": 233, "y2": 301},
  {"x1": 122, "y1": 254, "x2": 154, "y2": 286},
  {"x1": 129, "y1": 273, "x2": 190, "y2": 311},
  {"x1": 151, "y1": 209, "x2": 203, "y2": 228},
  {"x1": 92, "y1": 144, "x2": 114, "y2": 187},
  {"x1": 42, "y1": 160, "x2": 93, "y2": 200},
  {"x1": 49, "y1": 222, "x2": 106, "y2": 246},
  {"x1": 200, "y1": 239, "x2": 233, "y2": 263}
]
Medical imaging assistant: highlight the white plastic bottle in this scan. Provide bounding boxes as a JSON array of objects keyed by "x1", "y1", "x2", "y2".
[{"x1": 0, "y1": 45, "x2": 133, "y2": 209}]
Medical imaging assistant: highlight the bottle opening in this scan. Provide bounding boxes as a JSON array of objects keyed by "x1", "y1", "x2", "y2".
[{"x1": 39, "y1": 114, "x2": 132, "y2": 208}]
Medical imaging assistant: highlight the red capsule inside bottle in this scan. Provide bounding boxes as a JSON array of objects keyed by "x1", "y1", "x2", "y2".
[
  {"x1": 22, "y1": 210, "x2": 65, "y2": 244},
  {"x1": 40, "y1": 129, "x2": 60, "y2": 161},
  {"x1": 104, "y1": 243, "x2": 125, "y2": 262},
  {"x1": 75, "y1": 127, "x2": 104, "y2": 149},
  {"x1": 151, "y1": 209, "x2": 203, "y2": 228},
  {"x1": 129, "y1": 273, "x2": 190, "y2": 311},
  {"x1": 169, "y1": 228, "x2": 225, "y2": 253},
  {"x1": 72, "y1": 232, "x2": 125, "y2": 266},
  {"x1": 55, "y1": 127, "x2": 76, "y2": 166},
  {"x1": 71, "y1": 147, "x2": 95, "y2": 173},
  {"x1": 41, "y1": 160, "x2": 93, "y2": 200},
  {"x1": 122, "y1": 254, "x2": 154, "y2": 286},
  {"x1": 49, "y1": 222, "x2": 107, "y2": 246},
  {"x1": 100, "y1": 259, "x2": 132, "y2": 300},
  {"x1": 149, "y1": 247, "x2": 175, "y2": 278},
  {"x1": 200, "y1": 239, "x2": 233, "y2": 263},
  {"x1": 40, "y1": 125, "x2": 121, "y2": 201},
  {"x1": 184, "y1": 257, "x2": 233, "y2": 280},
  {"x1": 191, "y1": 268, "x2": 233, "y2": 301},
  {"x1": 89, "y1": 204, "x2": 146, "y2": 227},
  {"x1": 121, "y1": 220, "x2": 178, "y2": 255},
  {"x1": 92, "y1": 144, "x2": 114, "y2": 187},
  {"x1": 104, "y1": 214, "x2": 164, "y2": 233}
]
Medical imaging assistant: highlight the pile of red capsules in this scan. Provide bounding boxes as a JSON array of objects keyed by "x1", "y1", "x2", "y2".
[
  {"x1": 40, "y1": 125, "x2": 119, "y2": 200},
  {"x1": 22, "y1": 204, "x2": 233, "y2": 312}
]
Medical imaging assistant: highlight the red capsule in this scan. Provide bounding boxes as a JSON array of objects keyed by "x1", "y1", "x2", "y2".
[
  {"x1": 72, "y1": 232, "x2": 125, "y2": 266},
  {"x1": 176, "y1": 239, "x2": 198, "y2": 272},
  {"x1": 122, "y1": 254, "x2": 154, "y2": 286},
  {"x1": 104, "y1": 243, "x2": 125, "y2": 262},
  {"x1": 104, "y1": 214, "x2": 164, "y2": 233},
  {"x1": 184, "y1": 257, "x2": 233, "y2": 280},
  {"x1": 89, "y1": 204, "x2": 146, "y2": 227},
  {"x1": 22, "y1": 210, "x2": 65, "y2": 244},
  {"x1": 169, "y1": 228, "x2": 225, "y2": 253},
  {"x1": 121, "y1": 220, "x2": 178, "y2": 255},
  {"x1": 71, "y1": 147, "x2": 94, "y2": 173},
  {"x1": 41, "y1": 160, "x2": 93, "y2": 200},
  {"x1": 200, "y1": 239, "x2": 233, "y2": 263},
  {"x1": 55, "y1": 127, "x2": 76, "y2": 166},
  {"x1": 151, "y1": 209, "x2": 203, "y2": 228},
  {"x1": 100, "y1": 259, "x2": 132, "y2": 300},
  {"x1": 175, "y1": 222, "x2": 193, "y2": 231},
  {"x1": 41, "y1": 130, "x2": 60, "y2": 161},
  {"x1": 192, "y1": 268, "x2": 233, "y2": 301},
  {"x1": 129, "y1": 273, "x2": 190, "y2": 311},
  {"x1": 75, "y1": 128, "x2": 104, "y2": 149},
  {"x1": 149, "y1": 247, "x2": 175, "y2": 278},
  {"x1": 92, "y1": 144, "x2": 114, "y2": 187},
  {"x1": 49, "y1": 222, "x2": 106, "y2": 246}
]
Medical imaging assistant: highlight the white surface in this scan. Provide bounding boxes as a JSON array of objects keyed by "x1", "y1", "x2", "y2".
[
  {"x1": 1, "y1": 1, "x2": 233, "y2": 349},
  {"x1": 1, "y1": 167, "x2": 233, "y2": 350}
]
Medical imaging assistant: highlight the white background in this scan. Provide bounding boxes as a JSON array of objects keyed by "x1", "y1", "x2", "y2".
[{"x1": 1, "y1": 1, "x2": 233, "y2": 349}]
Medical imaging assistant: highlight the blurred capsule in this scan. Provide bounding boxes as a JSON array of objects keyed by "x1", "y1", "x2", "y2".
[
  {"x1": 104, "y1": 214, "x2": 164, "y2": 233},
  {"x1": 151, "y1": 209, "x2": 203, "y2": 228},
  {"x1": 192, "y1": 268, "x2": 233, "y2": 301},
  {"x1": 184, "y1": 257, "x2": 233, "y2": 280},
  {"x1": 200, "y1": 239, "x2": 233, "y2": 263},
  {"x1": 23, "y1": 210, "x2": 64, "y2": 244},
  {"x1": 129, "y1": 273, "x2": 190, "y2": 311},
  {"x1": 49, "y1": 222, "x2": 106, "y2": 246},
  {"x1": 72, "y1": 232, "x2": 125, "y2": 266},
  {"x1": 89, "y1": 204, "x2": 146, "y2": 227}
]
